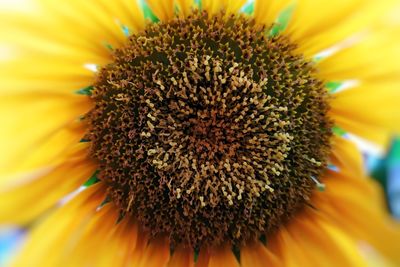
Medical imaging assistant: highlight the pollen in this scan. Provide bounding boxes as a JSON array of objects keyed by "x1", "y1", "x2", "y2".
[{"x1": 86, "y1": 11, "x2": 332, "y2": 248}]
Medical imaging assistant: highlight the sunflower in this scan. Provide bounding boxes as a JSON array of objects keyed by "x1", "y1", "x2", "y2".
[{"x1": 1, "y1": 0, "x2": 400, "y2": 266}]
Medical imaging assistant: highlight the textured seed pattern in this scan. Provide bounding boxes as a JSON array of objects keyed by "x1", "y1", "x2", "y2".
[{"x1": 86, "y1": 11, "x2": 332, "y2": 248}]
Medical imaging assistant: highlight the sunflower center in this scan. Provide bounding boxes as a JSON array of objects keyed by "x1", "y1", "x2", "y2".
[{"x1": 87, "y1": 11, "x2": 332, "y2": 248}]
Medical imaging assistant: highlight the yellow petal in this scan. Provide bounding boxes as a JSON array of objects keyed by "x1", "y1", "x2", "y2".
[
  {"x1": 330, "y1": 135, "x2": 364, "y2": 177},
  {"x1": 313, "y1": 170, "x2": 400, "y2": 265},
  {"x1": 11, "y1": 183, "x2": 107, "y2": 267},
  {"x1": 176, "y1": 0, "x2": 197, "y2": 17},
  {"x1": 138, "y1": 238, "x2": 171, "y2": 267},
  {"x1": 43, "y1": 204, "x2": 139, "y2": 267},
  {"x1": 329, "y1": 82, "x2": 400, "y2": 145},
  {"x1": 0, "y1": 38, "x2": 99, "y2": 93},
  {"x1": 332, "y1": 116, "x2": 391, "y2": 148},
  {"x1": 202, "y1": 0, "x2": 223, "y2": 15},
  {"x1": 0, "y1": 145, "x2": 95, "y2": 225},
  {"x1": 318, "y1": 28, "x2": 400, "y2": 81},
  {"x1": 112, "y1": 219, "x2": 140, "y2": 265},
  {"x1": 254, "y1": 0, "x2": 291, "y2": 26},
  {"x1": 286, "y1": 0, "x2": 363, "y2": 43},
  {"x1": 65, "y1": 204, "x2": 118, "y2": 267},
  {"x1": 167, "y1": 246, "x2": 194, "y2": 267},
  {"x1": 0, "y1": 93, "x2": 92, "y2": 183},
  {"x1": 0, "y1": 64, "x2": 95, "y2": 94},
  {"x1": 208, "y1": 246, "x2": 239, "y2": 267},
  {"x1": 241, "y1": 241, "x2": 282, "y2": 267},
  {"x1": 267, "y1": 226, "x2": 309, "y2": 267},
  {"x1": 128, "y1": 230, "x2": 150, "y2": 267},
  {"x1": 290, "y1": 0, "x2": 397, "y2": 57},
  {"x1": 321, "y1": 169, "x2": 385, "y2": 211},
  {"x1": 71, "y1": 213, "x2": 140, "y2": 267},
  {"x1": 0, "y1": 10, "x2": 110, "y2": 62},
  {"x1": 67, "y1": 205, "x2": 139, "y2": 267},
  {"x1": 195, "y1": 248, "x2": 210, "y2": 267},
  {"x1": 0, "y1": 122, "x2": 88, "y2": 186},
  {"x1": 95, "y1": 0, "x2": 145, "y2": 33},
  {"x1": 38, "y1": 0, "x2": 128, "y2": 48},
  {"x1": 221, "y1": 0, "x2": 247, "y2": 14},
  {"x1": 146, "y1": 0, "x2": 175, "y2": 22},
  {"x1": 0, "y1": 0, "x2": 147, "y2": 76},
  {"x1": 287, "y1": 210, "x2": 369, "y2": 267}
]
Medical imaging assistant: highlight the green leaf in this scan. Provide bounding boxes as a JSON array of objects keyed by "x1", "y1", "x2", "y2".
[
  {"x1": 370, "y1": 157, "x2": 387, "y2": 190},
  {"x1": 76, "y1": 85, "x2": 94, "y2": 96},
  {"x1": 373, "y1": 138, "x2": 400, "y2": 190},
  {"x1": 388, "y1": 138, "x2": 400, "y2": 166}
]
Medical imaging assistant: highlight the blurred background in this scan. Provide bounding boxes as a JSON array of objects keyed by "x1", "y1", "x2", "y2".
[{"x1": 0, "y1": 0, "x2": 399, "y2": 266}]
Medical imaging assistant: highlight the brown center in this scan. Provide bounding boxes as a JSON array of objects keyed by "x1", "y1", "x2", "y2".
[{"x1": 86, "y1": 11, "x2": 332, "y2": 249}]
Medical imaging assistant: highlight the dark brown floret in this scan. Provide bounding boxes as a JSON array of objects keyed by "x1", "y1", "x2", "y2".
[{"x1": 86, "y1": 11, "x2": 332, "y2": 249}]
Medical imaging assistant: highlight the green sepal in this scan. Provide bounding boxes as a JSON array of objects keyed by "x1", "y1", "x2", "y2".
[
  {"x1": 194, "y1": 248, "x2": 199, "y2": 262},
  {"x1": 232, "y1": 246, "x2": 241, "y2": 262},
  {"x1": 241, "y1": 1, "x2": 254, "y2": 15},
  {"x1": 326, "y1": 81, "x2": 342, "y2": 93},
  {"x1": 174, "y1": 4, "x2": 180, "y2": 16},
  {"x1": 269, "y1": 4, "x2": 295, "y2": 36},
  {"x1": 259, "y1": 234, "x2": 267, "y2": 245},
  {"x1": 332, "y1": 125, "x2": 346, "y2": 137},
  {"x1": 195, "y1": 0, "x2": 202, "y2": 10},
  {"x1": 142, "y1": 1, "x2": 160, "y2": 23},
  {"x1": 84, "y1": 170, "x2": 100, "y2": 187},
  {"x1": 316, "y1": 183, "x2": 326, "y2": 192},
  {"x1": 103, "y1": 42, "x2": 114, "y2": 51},
  {"x1": 76, "y1": 85, "x2": 94, "y2": 96}
]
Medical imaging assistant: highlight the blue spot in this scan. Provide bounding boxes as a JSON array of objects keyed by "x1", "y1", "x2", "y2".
[
  {"x1": 368, "y1": 137, "x2": 400, "y2": 218},
  {"x1": 0, "y1": 228, "x2": 25, "y2": 267},
  {"x1": 122, "y1": 25, "x2": 131, "y2": 37}
]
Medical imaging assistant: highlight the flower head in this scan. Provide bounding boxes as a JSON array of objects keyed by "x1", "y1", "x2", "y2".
[{"x1": 0, "y1": 0, "x2": 400, "y2": 266}]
